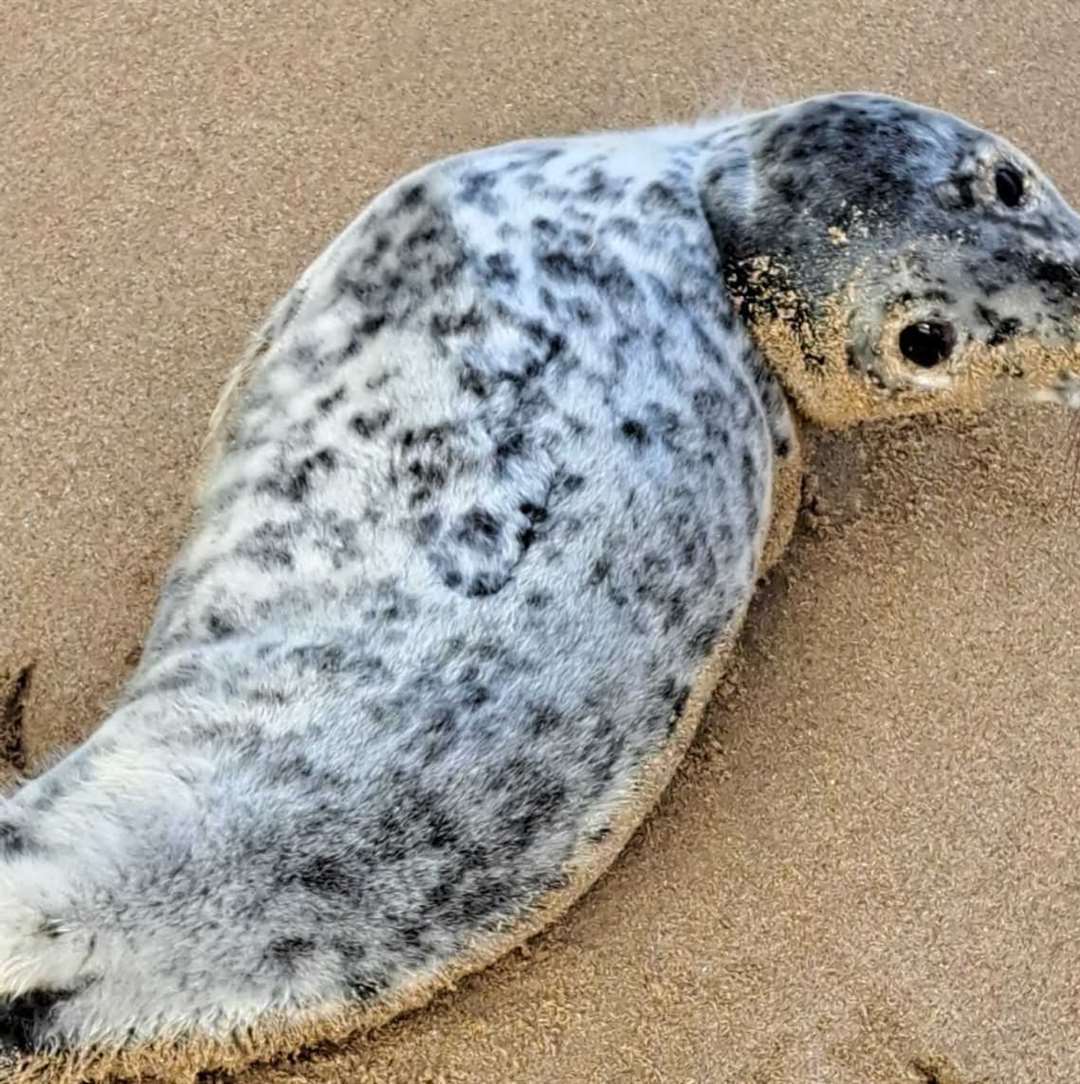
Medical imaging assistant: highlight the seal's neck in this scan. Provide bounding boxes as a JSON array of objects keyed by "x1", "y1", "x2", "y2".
[
  {"x1": 695, "y1": 116, "x2": 760, "y2": 261},
  {"x1": 687, "y1": 117, "x2": 808, "y2": 446},
  {"x1": 693, "y1": 111, "x2": 863, "y2": 431}
]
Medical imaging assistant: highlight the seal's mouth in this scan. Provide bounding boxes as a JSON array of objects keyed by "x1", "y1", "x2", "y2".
[{"x1": 898, "y1": 320, "x2": 957, "y2": 368}]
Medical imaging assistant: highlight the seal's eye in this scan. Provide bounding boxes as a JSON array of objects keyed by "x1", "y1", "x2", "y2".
[
  {"x1": 994, "y1": 163, "x2": 1025, "y2": 208},
  {"x1": 899, "y1": 321, "x2": 956, "y2": 368}
]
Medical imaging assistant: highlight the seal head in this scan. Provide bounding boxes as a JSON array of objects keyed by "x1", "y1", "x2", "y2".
[{"x1": 706, "y1": 92, "x2": 1080, "y2": 427}]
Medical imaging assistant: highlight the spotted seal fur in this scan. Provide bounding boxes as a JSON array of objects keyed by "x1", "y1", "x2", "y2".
[{"x1": 4, "y1": 92, "x2": 1080, "y2": 1080}]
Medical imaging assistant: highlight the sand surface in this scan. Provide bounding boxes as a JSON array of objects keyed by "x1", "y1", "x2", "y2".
[{"x1": 2, "y1": 2, "x2": 1080, "y2": 1081}]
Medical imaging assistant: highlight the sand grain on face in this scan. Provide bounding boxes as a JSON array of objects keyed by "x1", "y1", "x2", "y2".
[
  {"x1": 3, "y1": 0, "x2": 1080, "y2": 1081},
  {"x1": 731, "y1": 252, "x2": 1080, "y2": 431}
]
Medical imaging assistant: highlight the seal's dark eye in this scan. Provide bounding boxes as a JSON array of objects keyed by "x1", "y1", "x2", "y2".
[
  {"x1": 994, "y1": 163, "x2": 1024, "y2": 208},
  {"x1": 899, "y1": 321, "x2": 956, "y2": 368}
]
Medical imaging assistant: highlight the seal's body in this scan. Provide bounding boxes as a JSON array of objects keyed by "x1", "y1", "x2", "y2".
[{"x1": 3, "y1": 93, "x2": 1080, "y2": 1078}]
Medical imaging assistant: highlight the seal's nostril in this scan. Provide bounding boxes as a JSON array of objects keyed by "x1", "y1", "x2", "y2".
[
  {"x1": 0, "y1": 988, "x2": 72, "y2": 1053},
  {"x1": 899, "y1": 321, "x2": 956, "y2": 368},
  {"x1": 994, "y1": 163, "x2": 1025, "y2": 207}
]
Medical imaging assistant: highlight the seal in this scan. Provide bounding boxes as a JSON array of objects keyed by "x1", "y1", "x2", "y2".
[{"x1": 4, "y1": 91, "x2": 1080, "y2": 1082}]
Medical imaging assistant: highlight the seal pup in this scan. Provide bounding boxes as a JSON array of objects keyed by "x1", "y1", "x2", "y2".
[{"x1": 3, "y1": 92, "x2": 1080, "y2": 1081}]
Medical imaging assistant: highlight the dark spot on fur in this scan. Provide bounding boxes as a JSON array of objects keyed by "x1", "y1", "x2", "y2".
[
  {"x1": 206, "y1": 612, "x2": 236, "y2": 640},
  {"x1": 620, "y1": 419, "x2": 648, "y2": 445},
  {"x1": 976, "y1": 303, "x2": 1024, "y2": 345},
  {"x1": 295, "y1": 854, "x2": 357, "y2": 897},
  {"x1": 529, "y1": 706, "x2": 562, "y2": 735},
  {"x1": 458, "y1": 507, "x2": 501, "y2": 547},
  {"x1": 360, "y1": 232, "x2": 391, "y2": 271},
  {"x1": 403, "y1": 224, "x2": 442, "y2": 252},
  {"x1": 459, "y1": 170, "x2": 499, "y2": 209},
  {"x1": 0, "y1": 821, "x2": 27, "y2": 856},
  {"x1": 415, "y1": 512, "x2": 441, "y2": 544},
  {"x1": 351, "y1": 409, "x2": 393, "y2": 439},
  {"x1": 467, "y1": 573, "x2": 503, "y2": 598},
  {"x1": 461, "y1": 684, "x2": 490, "y2": 709},
  {"x1": 672, "y1": 685, "x2": 690, "y2": 716},
  {"x1": 494, "y1": 430, "x2": 526, "y2": 466},
  {"x1": 395, "y1": 183, "x2": 427, "y2": 212},
  {"x1": 359, "y1": 314, "x2": 387, "y2": 337},
  {"x1": 639, "y1": 181, "x2": 695, "y2": 219},
  {"x1": 606, "y1": 215, "x2": 639, "y2": 239},
  {"x1": 484, "y1": 251, "x2": 518, "y2": 284},
  {"x1": 431, "y1": 306, "x2": 485, "y2": 338},
  {"x1": 689, "y1": 621, "x2": 719, "y2": 659},
  {"x1": 261, "y1": 448, "x2": 338, "y2": 503},
  {"x1": 459, "y1": 365, "x2": 489, "y2": 398},
  {"x1": 347, "y1": 980, "x2": 381, "y2": 1001},
  {"x1": 519, "y1": 501, "x2": 547, "y2": 525},
  {"x1": 658, "y1": 676, "x2": 692, "y2": 734},
  {"x1": 316, "y1": 386, "x2": 346, "y2": 413},
  {"x1": 267, "y1": 937, "x2": 317, "y2": 965},
  {"x1": 287, "y1": 644, "x2": 348, "y2": 674},
  {"x1": 407, "y1": 457, "x2": 448, "y2": 489},
  {"x1": 578, "y1": 167, "x2": 623, "y2": 202}
]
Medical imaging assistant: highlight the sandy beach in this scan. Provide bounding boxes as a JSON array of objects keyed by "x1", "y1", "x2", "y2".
[{"x1": 2, "y1": 2, "x2": 1079, "y2": 1080}]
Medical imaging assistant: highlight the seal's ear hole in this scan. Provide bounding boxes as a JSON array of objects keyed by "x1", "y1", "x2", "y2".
[
  {"x1": 995, "y1": 163, "x2": 1025, "y2": 208},
  {"x1": 899, "y1": 321, "x2": 956, "y2": 368}
]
